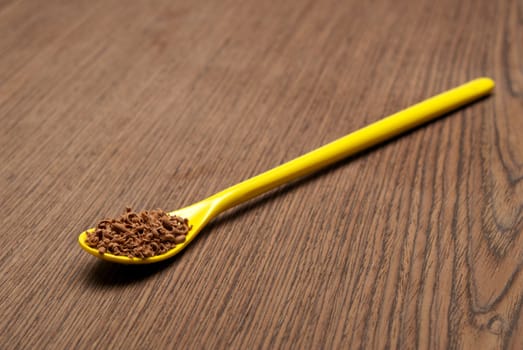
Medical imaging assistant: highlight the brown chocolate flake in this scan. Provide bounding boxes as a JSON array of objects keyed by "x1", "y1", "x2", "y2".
[
  {"x1": 111, "y1": 222, "x2": 128, "y2": 233},
  {"x1": 174, "y1": 235, "x2": 186, "y2": 245}
]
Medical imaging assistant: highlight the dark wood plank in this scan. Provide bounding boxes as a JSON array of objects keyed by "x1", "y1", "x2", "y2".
[{"x1": 0, "y1": 0, "x2": 521, "y2": 348}]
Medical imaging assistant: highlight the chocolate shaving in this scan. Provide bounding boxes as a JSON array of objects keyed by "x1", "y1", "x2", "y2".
[{"x1": 86, "y1": 207, "x2": 191, "y2": 258}]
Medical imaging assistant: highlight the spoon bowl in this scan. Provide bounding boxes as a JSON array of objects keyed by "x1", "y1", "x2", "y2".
[
  {"x1": 78, "y1": 78, "x2": 495, "y2": 264},
  {"x1": 78, "y1": 198, "x2": 220, "y2": 264}
]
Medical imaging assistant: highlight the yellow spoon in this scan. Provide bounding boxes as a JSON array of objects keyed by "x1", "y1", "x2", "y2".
[{"x1": 78, "y1": 77, "x2": 494, "y2": 264}]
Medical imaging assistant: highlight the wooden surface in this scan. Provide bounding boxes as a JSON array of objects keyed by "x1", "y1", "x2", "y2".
[{"x1": 1, "y1": 0, "x2": 522, "y2": 348}]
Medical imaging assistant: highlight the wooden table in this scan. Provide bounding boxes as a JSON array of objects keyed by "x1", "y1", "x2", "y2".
[{"x1": 1, "y1": 0, "x2": 521, "y2": 348}]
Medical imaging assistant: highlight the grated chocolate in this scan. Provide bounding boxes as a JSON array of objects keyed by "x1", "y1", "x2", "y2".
[{"x1": 85, "y1": 207, "x2": 191, "y2": 258}]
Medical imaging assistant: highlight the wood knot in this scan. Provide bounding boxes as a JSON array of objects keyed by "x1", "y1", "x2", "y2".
[{"x1": 487, "y1": 315, "x2": 504, "y2": 335}]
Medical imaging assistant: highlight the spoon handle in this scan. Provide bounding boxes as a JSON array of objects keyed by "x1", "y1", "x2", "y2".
[{"x1": 210, "y1": 77, "x2": 494, "y2": 212}]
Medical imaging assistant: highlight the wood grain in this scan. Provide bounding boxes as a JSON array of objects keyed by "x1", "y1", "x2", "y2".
[{"x1": 0, "y1": 0, "x2": 521, "y2": 348}]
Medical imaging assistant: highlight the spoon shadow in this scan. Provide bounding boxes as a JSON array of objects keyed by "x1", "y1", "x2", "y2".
[
  {"x1": 81, "y1": 159, "x2": 346, "y2": 287},
  {"x1": 83, "y1": 254, "x2": 178, "y2": 287},
  {"x1": 82, "y1": 230, "x2": 202, "y2": 286}
]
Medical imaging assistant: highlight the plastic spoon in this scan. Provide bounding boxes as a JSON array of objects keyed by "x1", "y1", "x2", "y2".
[{"x1": 78, "y1": 77, "x2": 494, "y2": 264}]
